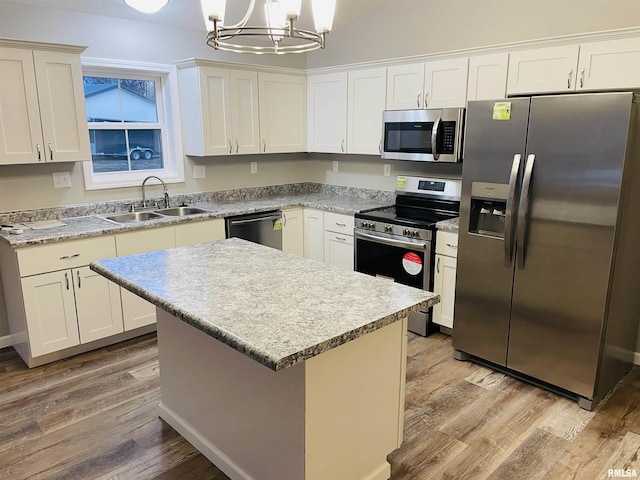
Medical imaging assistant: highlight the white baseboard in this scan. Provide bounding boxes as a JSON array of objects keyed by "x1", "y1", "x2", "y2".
[
  {"x1": 0, "y1": 334, "x2": 11, "y2": 350},
  {"x1": 634, "y1": 352, "x2": 640, "y2": 366}
]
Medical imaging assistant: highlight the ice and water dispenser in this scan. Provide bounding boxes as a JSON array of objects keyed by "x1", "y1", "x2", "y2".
[{"x1": 468, "y1": 182, "x2": 508, "y2": 238}]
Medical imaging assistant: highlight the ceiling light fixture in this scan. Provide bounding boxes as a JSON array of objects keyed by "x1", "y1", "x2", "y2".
[
  {"x1": 201, "y1": 0, "x2": 336, "y2": 55},
  {"x1": 123, "y1": 0, "x2": 170, "y2": 14}
]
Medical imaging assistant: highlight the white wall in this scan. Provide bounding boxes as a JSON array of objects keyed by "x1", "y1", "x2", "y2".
[{"x1": 308, "y1": 0, "x2": 640, "y2": 68}]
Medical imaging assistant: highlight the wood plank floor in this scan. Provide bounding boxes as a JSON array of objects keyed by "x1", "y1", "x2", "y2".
[{"x1": 1, "y1": 331, "x2": 640, "y2": 479}]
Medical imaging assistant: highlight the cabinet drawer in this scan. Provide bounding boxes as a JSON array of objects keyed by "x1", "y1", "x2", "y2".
[
  {"x1": 323, "y1": 211, "x2": 353, "y2": 235},
  {"x1": 16, "y1": 236, "x2": 116, "y2": 277},
  {"x1": 436, "y1": 231, "x2": 459, "y2": 257}
]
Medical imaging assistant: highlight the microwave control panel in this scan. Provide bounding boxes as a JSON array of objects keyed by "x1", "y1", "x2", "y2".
[{"x1": 441, "y1": 121, "x2": 456, "y2": 154}]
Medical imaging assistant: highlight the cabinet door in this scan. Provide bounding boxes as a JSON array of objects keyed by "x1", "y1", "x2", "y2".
[
  {"x1": 199, "y1": 67, "x2": 233, "y2": 156},
  {"x1": 433, "y1": 254, "x2": 457, "y2": 329},
  {"x1": 282, "y1": 208, "x2": 304, "y2": 256},
  {"x1": 175, "y1": 219, "x2": 225, "y2": 247},
  {"x1": 467, "y1": 53, "x2": 509, "y2": 101},
  {"x1": 21, "y1": 270, "x2": 80, "y2": 357},
  {"x1": 386, "y1": 63, "x2": 425, "y2": 110},
  {"x1": 507, "y1": 45, "x2": 579, "y2": 95},
  {"x1": 323, "y1": 231, "x2": 354, "y2": 271},
  {"x1": 229, "y1": 70, "x2": 260, "y2": 154},
  {"x1": 115, "y1": 226, "x2": 175, "y2": 330},
  {"x1": 423, "y1": 58, "x2": 469, "y2": 108},
  {"x1": 303, "y1": 209, "x2": 324, "y2": 262},
  {"x1": 577, "y1": 38, "x2": 640, "y2": 91},
  {"x1": 259, "y1": 73, "x2": 307, "y2": 153},
  {"x1": 307, "y1": 72, "x2": 347, "y2": 153},
  {"x1": 33, "y1": 50, "x2": 90, "y2": 162},
  {"x1": 347, "y1": 68, "x2": 386, "y2": 155},
  {"x1": 0, "y1": 47, "x2": 44, "y2": 164},
  {"x1": 74, "y1": 266, "x2": 123, "y2": 343}
]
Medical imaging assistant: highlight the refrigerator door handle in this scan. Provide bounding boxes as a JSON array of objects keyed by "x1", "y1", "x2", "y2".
[
  {"x1": 504, "y1": 153, "x2": 522, "y2": 266},
  {"x1": 516, "y1": 154, "x2": 536, "y2": 270},
  {"x1": 431, "y1": 116, "x2": 441, "y2": 160}
]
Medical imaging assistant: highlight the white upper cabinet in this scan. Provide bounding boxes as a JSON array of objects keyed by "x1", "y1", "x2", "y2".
[
  {"x1": 467, "y1": 53, "x2": 509, "y2": 101},
  {"x1": 507, "y1": 45, "x2": 580, "y2": 95},
  {"x1": 178, "y1": 64, "x2": 260, "y2": 156},
  {"x1": 347, "y1": 67, "x2": 386, "y2": 155},
  {"x1": 387, "y1": 59, "x2": 468, "y2": 109},
  {"x1": 0, "y1": 44, "x2": 90, "y2": 165},
  {"x1": 577, "y1": 38, "x2": 640, "y2": 91},
  {"x1": 386, "y1": 63, "x2": 425, "y2": 110},
  {"x1": 307, "y1": 72, "x2": 347, "y2": 153},
  {"x1": 258, "y1": 72, "x2": 307, "y2": 153},
  {"x1": 423, "y1": 58, "x2": 469, "y2": 108}
]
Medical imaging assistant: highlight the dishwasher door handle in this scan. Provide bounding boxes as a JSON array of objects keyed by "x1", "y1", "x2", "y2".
[{"x1": 227, "y1": 213, "x2": 282, "y2": 226}]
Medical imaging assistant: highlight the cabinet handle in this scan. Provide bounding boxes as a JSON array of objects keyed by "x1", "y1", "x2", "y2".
[
  {"x1": 48, "y1": 143, "x2": 53, "y2": 161},
  {"x1": 263, "y1": 140, "x2": 266, "y2": 153},
  {"x1": 341, "y1": 139, "x2": 345, "y2": 153},
  {"x1": 417, "y1": 92, "x2": 421, "y2": 108},
  {"x1": 336, "y1": 236, "x2": 346, "y2": 242},
  {"x1": 378, "y1": 141, "x2": 382, "y2": 154},
  {"x1": 580, "y1": 67, "x2": 585, "y2": 88},
  {"x1": 65, "y1": 272, "x2": 69, "y2": 290},
  {"x1": 424, "y1": 92, "x2": 429, "y2": 108},
  {"x1": 229, "y1": 140, "x2": 232, "y2": 154},
  {"x1": 336, "y1": 222, "x2": 346, "y2": 227},
  {"x1": 37, "y1": 144, "x2": 42, "y2": 161},
  {"x1": 445, "y1": 243, "x2": 458, "y2": 249},
  {"x1": 282, "y1": 212, "x2": 287, "y2": 227},
  {"x1": 236, "y1": 139, "x2": 239, "y2": 154},
  {"x1": 437, "y1": 257, "x2": 440, "y2": 273},
  {"x1": 568, "y1": 69, "x2": 573, "y2": 89},
  {"x1": 77, "y1": 270, "x2": 81, "y2": 288},
  {"x1": 60, "y1": 253, "x2": 80, "y2": 260}
]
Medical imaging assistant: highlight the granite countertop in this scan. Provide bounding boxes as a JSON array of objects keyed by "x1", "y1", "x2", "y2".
[
  {"x1": 0, "y1": 192, "x2": 393, "y2": 248},
  {"x1": 436, "y1": 217, "x2": 459, "y2": 232},
  {"x1": 91, "y1": 238, "x2": 438, "y2": 371}
]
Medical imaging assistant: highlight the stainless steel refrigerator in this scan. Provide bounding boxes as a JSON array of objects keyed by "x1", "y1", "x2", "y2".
[{"x1": 453, "y1": 92, "x2": 640, "y2": 410}]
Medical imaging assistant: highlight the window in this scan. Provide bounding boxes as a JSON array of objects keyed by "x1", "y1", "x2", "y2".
[{"x1": 81, "y1": 60, "x2": 184, "y2": 190}]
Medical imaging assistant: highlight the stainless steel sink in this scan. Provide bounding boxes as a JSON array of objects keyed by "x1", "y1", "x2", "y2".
[
  {"x1": 101, "y1": 211, "x2": 163, "y2": 224},
  {"x1": 154, "y1": 206, "x2": 208, "y2": 216}
]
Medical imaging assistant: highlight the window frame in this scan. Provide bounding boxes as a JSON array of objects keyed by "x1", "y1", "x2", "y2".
[{"x1": 81, "y1": 58, "x2": 184, "y2": 190}]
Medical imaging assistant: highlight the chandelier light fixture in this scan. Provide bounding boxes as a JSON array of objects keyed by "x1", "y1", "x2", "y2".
[
  {"x1": 200, "y1": 0, "x2": 337, "y2": 55},
  {"x1": 123, "y1": 0, "x2": 170, "y2": 14}
]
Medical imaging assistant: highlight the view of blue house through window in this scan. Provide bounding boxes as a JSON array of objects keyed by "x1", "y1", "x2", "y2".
[{"x1": 84, "y1": 76, "x2": 164, "y2": 173}]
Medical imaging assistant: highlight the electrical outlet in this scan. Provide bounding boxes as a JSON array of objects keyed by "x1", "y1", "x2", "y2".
[
  {"x1": 384, "y1": 164, "x2": 391, "y2": 177},
  {"x1": 52, "y1": 171, "x2": 72, "y2": 188},
  {"x1": 250, "y1": 161, "x2": 258, "y2": 174},
  {"x1": 193, "y1": 165, "x2": 205, "y2": 179},
  {"x1": 332, "y1": 160, "x2": 339, "y2": 173}
]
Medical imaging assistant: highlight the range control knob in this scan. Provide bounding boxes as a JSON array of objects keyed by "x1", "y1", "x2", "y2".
[
  {"x1": 384, "y1": 225, "x2": 393, "y2": 233},
  {"x1": 368, "y1": 221, "x2": 376, "y2": 230},
  {"x1": 402, "y1": 228, "x2": 410, "y2": 236},
  {"x1": 360, "y1": 221, "x2": 367, "y2": 228},
  {"x1": 412, "y1": 230, "x2": 420, "y2": 238}
]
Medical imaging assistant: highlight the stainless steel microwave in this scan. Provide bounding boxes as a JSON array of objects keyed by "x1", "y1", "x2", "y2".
[{"x1": 381, "y1": 108, "x2": 465, "y2": 162}]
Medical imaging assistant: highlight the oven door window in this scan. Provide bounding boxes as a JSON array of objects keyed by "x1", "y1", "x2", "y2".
[
  {"x1": 384, "y1": 122, "x2": 433, "y2": 154},
  {"x1": 355, "y1": 237, "x2": 429, "y2": 290}
]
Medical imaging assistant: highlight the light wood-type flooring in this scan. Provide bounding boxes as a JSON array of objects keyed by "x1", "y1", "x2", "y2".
[{"x1": 1, "y1": 331, "x2": 640, "y2": 479}]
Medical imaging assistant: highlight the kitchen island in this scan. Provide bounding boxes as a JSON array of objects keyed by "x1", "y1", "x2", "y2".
[{"x1": 91, "y1": 238, "x2": 437, "y2": 480}]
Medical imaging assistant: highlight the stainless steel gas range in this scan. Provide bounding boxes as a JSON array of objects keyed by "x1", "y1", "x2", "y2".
[{"x1": 354, "y1": 176, "x2": 461, "y2": 336}]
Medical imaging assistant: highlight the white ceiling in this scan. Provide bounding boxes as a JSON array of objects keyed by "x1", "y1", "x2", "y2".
[{"x1": 3, "y1": 0, "x2": 388, "y2": 32}]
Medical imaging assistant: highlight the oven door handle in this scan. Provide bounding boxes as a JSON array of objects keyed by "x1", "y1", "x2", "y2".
[{"x1": 355, "y1": 231, "x2": 429, "y2": 251}]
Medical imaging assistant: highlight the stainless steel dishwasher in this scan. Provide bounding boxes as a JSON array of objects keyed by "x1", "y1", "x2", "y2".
[{"x1": 225, "y1": 210, "x2": 283, "y2": 250}]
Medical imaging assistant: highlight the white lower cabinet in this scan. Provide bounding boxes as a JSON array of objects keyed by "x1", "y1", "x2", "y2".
[
  {"x1": 303, "y1": 209, "x2": 325, "y2": 262},
  {"x1": 323, "y1": 231, "x2": 354, "y2": 271},
  {"x1": 115, "y1": 226, "x2": 176, "y2": 330},
  {"x1": 174, "y1": 218, "x2": 225, "y2": 247},
  {"x1": 433, "y1": 231, "x2": 458, "y2": 329},
  {"x1": 2, "y1": 236, "x2": 122, "y2": 359},
  {"x1": 282, "y1": 208, "x2": 304, "y2": 256}
]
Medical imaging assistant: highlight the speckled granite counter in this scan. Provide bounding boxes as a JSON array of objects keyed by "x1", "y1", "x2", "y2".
[
  {"x1": 436, "y1": 217, "x2": 459, "y2": 232},
  {"x1": 91, "y1": 238, "x2": 437, "y2": 371},
  {"x1": 0, "y1": 188, "x2": 393, "y2": 248}
]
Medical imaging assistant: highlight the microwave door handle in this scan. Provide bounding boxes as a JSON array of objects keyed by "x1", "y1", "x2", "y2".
[
  {"x1": 431, "y1": 117, "x2": 441, "y2": 160},
  {"x1": 504, "y1": 154, "x2": 522, "y2": 266},
  {"x1": 516, "y1": 154, "x2": 536, "y2": 270}
]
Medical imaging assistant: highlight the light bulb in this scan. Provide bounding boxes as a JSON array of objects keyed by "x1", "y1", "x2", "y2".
[
  {"x1": 123, "y1": 0, "x2": 170, "y2": 14},
  {"x1": 311, "y1": 0, "x2": 336, "y2": 33},
  {"x1": 200, "y1": 0, "x2": 226, "y2": 31},
  {"x1": 279, "y1": 0, "x2": 302, "y2": 19}
]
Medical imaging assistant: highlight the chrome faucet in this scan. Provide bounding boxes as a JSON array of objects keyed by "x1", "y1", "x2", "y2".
[{"x1": 141, "y1": 176, "x2": 169, "y2": 209}]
